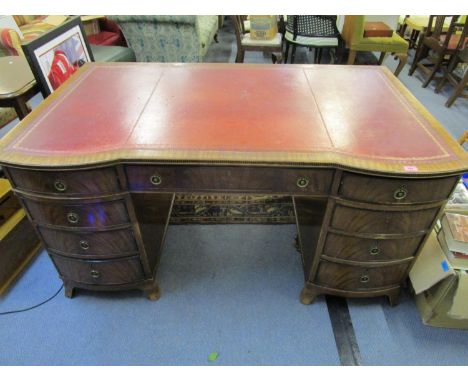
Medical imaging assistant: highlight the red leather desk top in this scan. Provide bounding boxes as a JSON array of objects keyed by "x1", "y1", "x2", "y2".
[{"x1": 0, "y1": 63, "x2": 466, "y2": 175}]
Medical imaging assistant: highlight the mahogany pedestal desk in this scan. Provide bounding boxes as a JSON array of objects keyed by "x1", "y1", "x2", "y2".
[{"x1": 0, "y1": 63, "x2": 466, "y2": 304}]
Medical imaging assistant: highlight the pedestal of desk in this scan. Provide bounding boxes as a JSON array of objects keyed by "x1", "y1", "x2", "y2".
[{"x1": 3, "y1": 164, "x2": 460, "y2": 304}]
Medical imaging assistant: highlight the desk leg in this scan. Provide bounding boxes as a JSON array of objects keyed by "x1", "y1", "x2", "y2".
[
  {"x1": 129, "y1": 193, "x2": 175, "y2": 301},
  {"x1": 293, "y1": 196, "x2": 329, "y2": 304},
  {"x1": 300, "y1": 282, "x2": 319, "y2": 305}
]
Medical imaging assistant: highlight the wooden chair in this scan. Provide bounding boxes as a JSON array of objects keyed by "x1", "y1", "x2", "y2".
[
  {"x1": 283, "y1": 15, "x2": 343, "y2": 64},
  {"x1": 409, "y1": 16, "x2": 468, "y2": 88},
  {"x1": 435, "y1": 45, "x2": 468, "y2": 107},
  {"x1": 398, "y1": 15, "x2": 454, "y2": 49},
  {"x1": 342, "y1": 16, "x2": 408, "y2": 77},
  {"x1": 231, "y1": 16, "x2": 283, "y2": 63}
]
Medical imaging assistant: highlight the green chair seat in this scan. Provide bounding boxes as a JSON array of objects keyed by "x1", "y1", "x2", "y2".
[{"x1": 349, "y1": 32, "x2": 408, "y2": 54}]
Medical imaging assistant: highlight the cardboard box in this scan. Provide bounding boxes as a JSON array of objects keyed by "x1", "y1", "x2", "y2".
[
  {"x1": 409, "y1": 228, "x2": 468, "y2": 329},
  {"x1": 249, "y1": 16, "x2": 278, "y2": 40}
]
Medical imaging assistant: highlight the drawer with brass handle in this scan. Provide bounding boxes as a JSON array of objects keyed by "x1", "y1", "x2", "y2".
[
  {"x1": 322, "y1": 232, "x2": 423, "y2": 262},
  {"x1": 50, "y1": 255, "x2": 145, "y2": 285},
  {"x1": 38, "y1": 226, "x2": 139, "y2": 258},
  {"x1": 21, "y1": 198, "x2": 130, "y2": 228},
  {"x1": 125, "y1": 165, "x2": 334, "y2": 195},
  {"x1": 314, "y1": 260, "x2": 409, "y2": 291},
  {"x1": 330, "y1": 203, "x2": 439, "y2": 235},
  {"x1": 7, "y1": 167, "x2": 121, "y2": 196},
  {"x1": 338, "y1": 172, "x2": 458, "y2": 204}
]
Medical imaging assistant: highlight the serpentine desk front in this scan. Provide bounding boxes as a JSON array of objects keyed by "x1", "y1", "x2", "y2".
[{"x1": 0, "y1": 63, "x2": 466, "y2": 304}]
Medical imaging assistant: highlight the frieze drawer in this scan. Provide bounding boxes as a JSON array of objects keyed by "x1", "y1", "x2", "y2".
[
  {"x1": 330, "y1": 204, "x2": 439, "y2": 234},
  {"x1": 22, "y1": 198, "x2": 130, "y2": 228},
  {"x1": 338, "y1": 172, "x2": 458, "y2": 204},
  {"x1": 125, "y1": 165, "x2": 334, "y2": 195},
  {"x1": 7, "y1": 167, "x2": 121, "y2": 196},
  {"x1": 314, "y1": 261, "x2": 409, "y2": 291},
  {"x1": 51, "y1": 255, "x2": 145, "y2": 285},
  {"x1": 322, "y1": 233, "x2": 424, "y2": 262},
  {"x1": 38, "y1": 226, "x2": 139, "y2": 258}
]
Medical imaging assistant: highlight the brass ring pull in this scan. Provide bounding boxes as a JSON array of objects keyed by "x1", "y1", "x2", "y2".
[
  {"x1": 90, "y1": 269, "x2": 100, "y2": 279},
  {"x1": 150, "y1": 174, "x2": 162, "y2": 186},
  {"x1": 369, "y1": 246, "x2": 380, "y2": 256},
  {"x1": 296, "y1": 176, "x2": 310, "y2": 188},
  {"x1": 67, "y1": 212, "x2": 79, "y2": 224},
  {"x1": 360, "y1": 275, "x2": 370, "y2": 283},
  {"x1": 79, "y1": 240, "x2": 90, "y2": 250},
  {"x1": 393, "y1": 186, "x2": 408, "y2": 201},
  {"x1": 54, "y1": 180, "x2": 67, "y2": 192}
]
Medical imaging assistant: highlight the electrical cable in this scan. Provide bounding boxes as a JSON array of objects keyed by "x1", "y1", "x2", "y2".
[{"x1": 0, "y1": 284, "x2": 64, "y2": 315}]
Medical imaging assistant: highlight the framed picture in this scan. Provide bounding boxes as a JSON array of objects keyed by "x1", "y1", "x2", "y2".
[{"x1": 21, "y1": 16, "x2": 94, "y2": 97}]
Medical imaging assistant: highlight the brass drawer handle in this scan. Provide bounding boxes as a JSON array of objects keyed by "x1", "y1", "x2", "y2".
[
  {"x1": 393, "y1": 186, "x2": 407, "y2": 201},
  {"x1": 90, "y1": 269, "x2": 101, "y2": 279},
  {"x1": 150, "y1": 174, "x2": 162, "y2": 186},
  {"x1": 369, "y1": 246, "x2": 380, "y2": 256},
  {"x1": 54, "y1": 180, "x2": 67, "y2": 192},
  {"x1": 296, "y1": 176, "x2": 310, "y2": 188},
  {"x1": 67, "y1": 212, "x2": 79, "y2": 224},
  {"x1": 79, "y1": 240, "x2": 90, "y2": 250},
  {"x1": 360, "y1": 275, "x2": 370, "y2": 283}
]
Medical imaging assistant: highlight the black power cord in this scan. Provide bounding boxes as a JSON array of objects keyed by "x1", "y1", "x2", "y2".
[{"x1": 0, "y1": 284, "x2": 64, "y2": 316}]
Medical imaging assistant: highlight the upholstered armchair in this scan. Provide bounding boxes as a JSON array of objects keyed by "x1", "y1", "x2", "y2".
[
  {"x1": 342, "y1": 15, "x2": 409, "y2": 77},
  {"x1": 108, "y1": 15, "x2": 219, "y2": 62}
]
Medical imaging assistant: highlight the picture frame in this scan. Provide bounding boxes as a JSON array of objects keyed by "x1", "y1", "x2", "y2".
[{"x1": 21, "y1": 16, "x2": 94, "y2": 97}]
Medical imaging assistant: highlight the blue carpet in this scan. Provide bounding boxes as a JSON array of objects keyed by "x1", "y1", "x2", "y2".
[
  {"x1": 0, "y1": 225, "x2": 340, "y2": 366},
  {"x1": 348, "y1": 292, "x2": 468, "y2": 365}
]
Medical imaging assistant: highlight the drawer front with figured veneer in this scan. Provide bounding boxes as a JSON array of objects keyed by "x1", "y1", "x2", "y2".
[
  {"x1": 125, "y1": 165, "x2": 334, "y2": 195},
  {"x1": 22, "y1": 198, "x2": 130, "y2": 228},
  {"x1": 51, "y1": 255, "x2": 144, "y2": 285},
  {"x1": 38, "y1": 227, "x2": 139, "y2": 258},
  {"x1": 330, "y1": 204, "x2": 439, "y2": 234},
  {"x1": 315, "y1": 261, "x2": 409, "y2": 291},
  {"x1": 8, "y1": 167, "x2": 121, "y2": 196},
  {"x1": 338, "y1": 173, "x2": 458, "y2": 204},
  {"x1": 323, "y1": 233, "x2": 424, "y2": 262}
]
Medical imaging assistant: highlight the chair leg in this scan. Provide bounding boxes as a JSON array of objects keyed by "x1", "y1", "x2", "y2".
[
  {"x1": 409, "y1": 38, "x2": 427, "y2": 76},
  {"x1": 276, "y1": 52, "x2": 283, "y2": 64},
  {"x1": 271, "y1": 52, "x2": 283, "y2": 64},
  {"x1": 347, "y1": 49, "x2": 357, "y2": 65},
  {"x1": 445, "y1": 70, "x2": 468, "y2": 108},
  {"x1": 422, "y1": 54, "x2": 444, "y2": 88},
  {"x1": 435, "y1": 54, "x2": 458, "y2": 93},
  {"x1": 394, "y1": 53, "x2": 408, "y2": 77},
  {"x1": 235, "y1": 49, "x2": 245, "y2": 63},
  {"x1": 317, "y1": 48, "x2": 323, "y2": 64},
  {"x1": 458, "y1": 131, "x2": 468, "y2": 145},
  {"x1": 291, "y1": 44, "x2": 297, "y2": 64},
  {"x1": 378, "y1": 52, "x2": 387, "y2": 65},
  {"x1": 284, "y1": 41, "x2": 290, "y2": 63},
  {"x1": 329, "y1": 48, "x2": 336, "y2": 64}
]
